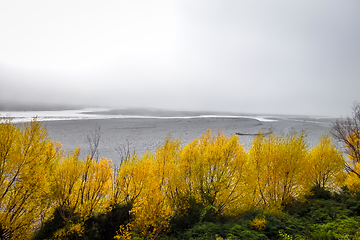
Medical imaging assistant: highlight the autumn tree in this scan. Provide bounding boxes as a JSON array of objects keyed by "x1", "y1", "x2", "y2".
[
  {"x1": 248, "y1": 131, "x2": 308, "y2": 210},
  {"x1": 114, "y1": 137, "x2": 180, "y2": 239},
  {"x1": 0, "y1": 118, "x2": 60, "y2": 239},
  {"x1": 306, "y1": 133, "x2": 345, "y2": 190},
  {"x1": 0, "y1": 117, "x2": 351, "y2": 239},
  {"x1": 342, "y1": 132, "x2": 360, "y2": 192},
  {"x1": 114, "y1": 130, "x2": 251, "y2": 239},
  {"x1": 180, "y1": 130, "x2": 250, "y2": 216},
  {"x1": 49, "y1": 149, "x2": 113, "y2": 238},
  {"x1": 332, "y1": 102, "x2": 360, "y2": 176}
]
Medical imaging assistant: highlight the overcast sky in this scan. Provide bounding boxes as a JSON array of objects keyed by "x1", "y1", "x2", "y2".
[{"x1": 1, "y1": 1, "x2": 359, "y2": 117}]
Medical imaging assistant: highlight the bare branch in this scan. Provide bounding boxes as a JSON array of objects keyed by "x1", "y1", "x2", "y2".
[
  {"x1": 332, "y1": 102, "x2": 360, "y2": 177},
  {"x1": 115, "y1": 139, "x2": 132, "y2": 168},
  {"x1": 87, "y1": 124, "x2": 101, "y2": 161}
]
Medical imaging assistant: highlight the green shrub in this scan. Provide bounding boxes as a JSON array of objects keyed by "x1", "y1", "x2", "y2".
[
  {"x1": 311, "y1": 217, "x2": 360, "y2": 239},
  {"x1": 227, "y1": 224, "x2": 268, "y2": 240}
]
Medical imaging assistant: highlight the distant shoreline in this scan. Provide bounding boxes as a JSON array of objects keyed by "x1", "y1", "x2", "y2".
[
  {"x1": 0, "y1": 108, "x2": 283, "y2": 123},
  {"x1": 0, "y1": 107, "x2": 339, "y2": 125},
  {"x1": 81, "y1": 108, "x2": 249, "y2": 118}
]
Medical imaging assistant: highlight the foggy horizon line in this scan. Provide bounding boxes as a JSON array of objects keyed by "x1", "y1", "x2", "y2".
[{"x1": 0, "y1": 101, "x2": 340, "y2": 119}]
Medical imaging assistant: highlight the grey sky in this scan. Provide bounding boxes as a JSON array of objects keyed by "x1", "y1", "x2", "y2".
[{"x1": 1, "y1": 1, "x2": 359, "y2": 117}]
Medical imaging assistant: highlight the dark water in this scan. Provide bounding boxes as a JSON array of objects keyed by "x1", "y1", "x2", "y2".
[{"x1": 43, "y1": 115, "x2": 336, "y2": 166}]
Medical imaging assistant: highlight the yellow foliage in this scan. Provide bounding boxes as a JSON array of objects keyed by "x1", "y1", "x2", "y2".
[
  {"x1": 112, "y1": 153, "x2": 148, "y2": 205},
  {"x1": 115, "y1": 130, "x2": 250, "y2": 238},
  {"x1": 344, "y1": 162, "x2": 360, "y2": 192},
  {"x1": 248, "y1": 131, "x2": 308, "y2": 210},
  {"x1": 114, "y1": 223, "x2": 132, "y2": 240},
  {"x1": 126, "y1": 138, "x2": 179, "y2": 239},
  {"x1": 307, "y1": 133, "x2": 345, "y2": 190},
  {"x1": 51, "y1": 148, "x2": 83, "y2": 212},
  {"x1": 50, "y1": 151, "x2": 113, "y2": 221},
  {"x1": 346, "y1": 131, "x2": 360, "y2": 163},
  {"x1": 0, "y1": 118, "x2": 350, "y2": 239},
  {"x1": 250, "y1": 216, "x2": 267, "y2": 230},
  {"x1": 0, "y1": 118, "x2": 60, "y2": 239},
  {"x1": 341, "y1": 132, "x2": 360, "y2": 193},
  {"x1": 53, "y1": 222, "x2": 84, "y2": 239},
  {"x1": 185, "y1": 130, "x2": 250, "y2": 215}
]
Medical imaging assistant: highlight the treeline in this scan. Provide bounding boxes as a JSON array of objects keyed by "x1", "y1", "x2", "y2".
[{"x1": 0, "y1": 118, "x2": 359, "y2": 239}]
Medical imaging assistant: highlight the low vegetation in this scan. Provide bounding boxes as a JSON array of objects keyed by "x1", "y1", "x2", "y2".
[{"x1": 1, "y1": 104, "x2": 360, "y2": 239}]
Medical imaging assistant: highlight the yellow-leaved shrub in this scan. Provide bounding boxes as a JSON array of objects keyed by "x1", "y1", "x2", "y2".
[
  {"x1": 182, "y1": 130, "x2": 250, "y2": 215},
  {"x1": 0, "y1": 118, "x2": 59, "y2": 239},
  {"x1": 0, "y1": 117, "x2": 350, "y2": 239},
  {"x1": 50, "y1": 147, "x2": 113, "y2": 237},
  {"x1": 306, "y1": 133, "x2": 345, "y2": 191},
  {"x1": 248, "y1": 132, "x2": 308, "y2": 210}
]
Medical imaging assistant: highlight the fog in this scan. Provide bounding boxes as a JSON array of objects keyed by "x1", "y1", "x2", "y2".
[{"x1": 1, "y1": 1, "x2": 360, "y2": 117}]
